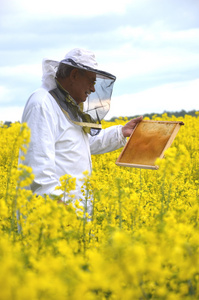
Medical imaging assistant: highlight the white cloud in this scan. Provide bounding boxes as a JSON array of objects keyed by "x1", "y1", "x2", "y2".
[
  {"x1": 116, "y1": 25, "x2": 199, "y2": 45},
  {"x1": 0, "y1": 64, "x2": 41, "y2": 77},
  {"x1": 2, "y1": 0, "x2": 132, "y2": 18},
  {"x1": 0, "y1": 106, "x2": 23, "y2": 123},
  {"x1": 106, "y1": 79, "x2": 199, "y2": 119},
  {"x1": 0, "y1": 86, "x2": 14, "y2": 104},
  {"x1": 0, "y1": 0, "x2": 198, "y2": 122},
  {"x1": 0, "y1": 64, "x2": 41, "y2": 107},
  {"x1": 97, "y1": 26, "x2": 199, "y2": 80}
]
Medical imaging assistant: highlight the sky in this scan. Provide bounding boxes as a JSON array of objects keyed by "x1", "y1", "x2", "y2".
[{"x1": 0, "y1": 0, "x2": 199, "y2": 122}]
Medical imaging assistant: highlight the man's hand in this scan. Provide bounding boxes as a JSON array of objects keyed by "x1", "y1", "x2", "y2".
[{"x1": 122, "y1": 116, "x2": 143, "y2": 137}]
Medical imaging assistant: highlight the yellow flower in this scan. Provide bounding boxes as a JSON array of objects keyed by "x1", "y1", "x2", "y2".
[{"x1": 0, "y1": 115, "x2": 199, "y2": 299}]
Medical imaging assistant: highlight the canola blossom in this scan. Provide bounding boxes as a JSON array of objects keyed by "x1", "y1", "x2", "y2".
[{"x1": 0, "y1": 114, "x2": 198, "y2": 300}]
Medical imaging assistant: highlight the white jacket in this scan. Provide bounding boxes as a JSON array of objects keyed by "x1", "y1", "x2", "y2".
[{"x1": 21, "y1": 87, "x2": 126, "y2": 201}]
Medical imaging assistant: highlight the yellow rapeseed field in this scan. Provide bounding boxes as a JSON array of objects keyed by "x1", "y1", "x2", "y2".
[{"x1": 0, "y1": 114, "x2": 198, "y2": 300}]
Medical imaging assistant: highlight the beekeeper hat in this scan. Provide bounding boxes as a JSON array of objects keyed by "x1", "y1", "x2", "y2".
[
  {"x1": 42, "y1": 48, "x2": 116, "y2": 129},
  {"x1": 60, "y1": 48, "x2": 116, "y2": 80}
]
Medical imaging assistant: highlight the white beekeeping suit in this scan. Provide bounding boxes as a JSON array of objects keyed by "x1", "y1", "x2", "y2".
[{"x1": 20, "y1": 48, "x2": 126, "y2": 205}]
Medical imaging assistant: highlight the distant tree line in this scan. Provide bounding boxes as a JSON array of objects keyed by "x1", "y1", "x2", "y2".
[
  {"x1": 3, "y1": 121, "x2": 12, "y2": 127},
  {"x1": 108, "y1": 109, "x2": 199, "y2": 122},
  {"x1": 2, "y1": 109, "x2": 199, "y2": 126}
]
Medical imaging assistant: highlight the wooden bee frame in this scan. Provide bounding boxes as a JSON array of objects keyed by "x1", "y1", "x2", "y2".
[{"x1": 116, "y1": 120, "x2": 184, "y2": 170}]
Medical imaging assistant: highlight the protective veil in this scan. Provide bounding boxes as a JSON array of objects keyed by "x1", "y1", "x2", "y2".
[{"x1": 41, "y1": 48, "x2": 116, "y2": 135}]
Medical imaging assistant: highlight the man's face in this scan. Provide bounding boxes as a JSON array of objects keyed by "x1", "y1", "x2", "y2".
[{"x1": 72, "y1": 70, "x2": 96, "y2": 104}]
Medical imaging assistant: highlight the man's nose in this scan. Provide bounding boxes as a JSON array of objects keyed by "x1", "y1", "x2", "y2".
[{"x1": 90, "y1": 84, "x2": 95, "y2": 93}]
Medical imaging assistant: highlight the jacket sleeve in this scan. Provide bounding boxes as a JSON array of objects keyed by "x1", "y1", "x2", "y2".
[
  {"x1": 89, "y1": 125, "x2": 126, "y2": 155},
  {"x1": 21, "y1": 99, "x2": 63, "y2": 197}
]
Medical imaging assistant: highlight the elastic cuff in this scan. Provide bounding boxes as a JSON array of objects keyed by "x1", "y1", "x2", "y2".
[{"x1": 117, "y1": 125, "x2": 127, "y2": 146}]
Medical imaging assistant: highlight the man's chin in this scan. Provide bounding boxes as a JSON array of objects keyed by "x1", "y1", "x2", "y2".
[{"x1": 76, "y1": 98, "x2": 86, "y2": 105}]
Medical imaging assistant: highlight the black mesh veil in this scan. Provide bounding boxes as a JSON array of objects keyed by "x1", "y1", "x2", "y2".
[
  {"x1": 60, "y1": 58, "x2": 116, "y2": 124},
  {"x1": 83, "y1": 73, "x2": 116, "y2": 122}
]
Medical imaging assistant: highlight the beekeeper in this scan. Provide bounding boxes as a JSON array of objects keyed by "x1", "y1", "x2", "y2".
[{"x1": 20, "y1": 48, "x2": 142, "y2": 203}]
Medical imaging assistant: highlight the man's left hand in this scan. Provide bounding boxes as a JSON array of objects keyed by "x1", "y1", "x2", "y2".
[{"x1": 122, "y1": 116, "x2": 143, "y2": 137}]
